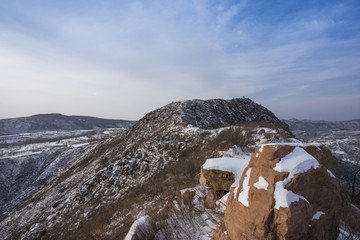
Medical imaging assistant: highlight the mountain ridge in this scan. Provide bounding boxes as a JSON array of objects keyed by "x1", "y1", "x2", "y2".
[
  {"x1": 0, "y1": 113, "x2": 136, "y2": 135},
  {"x1": 0, "y1": 98, "x2": 301, "y2": 239}
]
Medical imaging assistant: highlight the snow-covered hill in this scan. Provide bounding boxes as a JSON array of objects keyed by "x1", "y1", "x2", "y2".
[
  {"x1": 0, "y1": 98, "x2": 297, "y2": 240},
  {"x1": 0, "y1": 128, "x2": 124, "y2": 220},
  {"x1": 0, "y1": 113, "x2": 136, "y2": 135},
  {"x1": 2, "y1": 98, "x2": 358, "y2": 240}
]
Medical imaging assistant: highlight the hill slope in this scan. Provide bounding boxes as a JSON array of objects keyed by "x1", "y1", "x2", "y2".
[
  {"x1": 0, "y1": 113, "x2": 136, "y2": 135},
  {"x1": 0, "y1": 98, "x2": 296, "y2": 240}
]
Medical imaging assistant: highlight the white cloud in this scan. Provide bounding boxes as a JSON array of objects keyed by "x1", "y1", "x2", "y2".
[{"x1": 0, "y1": 0, "x2": 359, "y2": 120}]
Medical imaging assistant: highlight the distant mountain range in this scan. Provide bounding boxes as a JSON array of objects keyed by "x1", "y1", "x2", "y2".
[
  {"x1": 2, "y1": 113, "x2": 359, "y2": 136},
  {"x1": 284, "y1": 118, "x2": 360, "y2": 133},
  {"x1": 0, "y1": 113, "x2": 136, "y2": 135}
]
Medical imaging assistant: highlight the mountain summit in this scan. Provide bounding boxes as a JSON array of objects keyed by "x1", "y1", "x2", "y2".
[
  {"x1": 136, "y1": 98, "x2": 283, "y2": 131},
  {"x1": 180, "y1": 98, "x2": 282, "y2": 129}
]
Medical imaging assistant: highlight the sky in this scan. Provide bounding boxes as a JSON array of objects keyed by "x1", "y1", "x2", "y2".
[{"x1": 0, "y1": 0, "x2": 359, "y2": 121}]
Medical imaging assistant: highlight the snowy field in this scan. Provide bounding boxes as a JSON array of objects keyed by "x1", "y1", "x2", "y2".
[
  {"x1": 0, "y1": 129, "x2": 122, "y2": 159},
  {"x1": 0, "y1": 128, "x2": 123, "y2": 220}
]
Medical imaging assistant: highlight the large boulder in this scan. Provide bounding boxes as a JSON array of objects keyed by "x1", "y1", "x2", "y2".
[{"x1": 217, "y1": 144, "x2": 343, "y2": 240}]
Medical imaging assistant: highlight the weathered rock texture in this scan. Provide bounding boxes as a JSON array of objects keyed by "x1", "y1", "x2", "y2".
[
  {"x1": 212, "y1": 223, "x2": 231, "y2": 240},
  {"x1": 200, "y1": 168, "x2": 235, "y2": 191},
  {"x1": 200, "y1": 167, "x2": 235, "y2": 209},
  {"x1": 214, "y1": 144, "x2": 343, "y2": 240}
]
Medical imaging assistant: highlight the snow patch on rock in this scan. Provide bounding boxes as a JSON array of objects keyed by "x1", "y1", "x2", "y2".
[
  {"x1": 254, "y1": 176, "x2": 269, "y2": 190},
  {"x1": 274, "y1": 180, "x2": 309, "y2": 209},
  {"x1": 237, "y1": 168, "x2": 252, "y2": 207},
  {"x1": 312, "y1": 211, "x2": 325, "y2": 220},
  {"x1": 273, "y1": 146, "x2": 320, "y2": 209},
  {"x1": 327, "y1": 169, "x2": 336, "y2": 178}
]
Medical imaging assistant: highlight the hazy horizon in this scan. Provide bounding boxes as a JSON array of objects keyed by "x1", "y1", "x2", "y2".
[
  {"x1": 1, "y1": 0, "x2": 359, "y2": 121},
  {"x1": 1, "y1": 99, "x2": 360, "y2": 122}
]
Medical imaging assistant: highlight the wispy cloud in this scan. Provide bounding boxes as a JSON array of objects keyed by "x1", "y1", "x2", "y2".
[{"x1": 0, "y1": 0, "x2": 359, "y2": 120}]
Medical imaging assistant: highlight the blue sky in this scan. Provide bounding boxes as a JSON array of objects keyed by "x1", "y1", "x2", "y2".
[{"x1": 0, "y1": 0, "x2": 359, "y2": 120}]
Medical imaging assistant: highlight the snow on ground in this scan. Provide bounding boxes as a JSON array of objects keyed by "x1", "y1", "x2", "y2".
[
  {"x1": 0, "y1": 128, "x2": 122, "y2": 159},
  {"x1": 327, "y1": 169, "x2": 336, "y2": 178},
  {"x1": 124, "y1": 215, "x2": 155, "y2": 240},
  {"x1": 155, "y1": 185, "x2": 225, "y2": 240},
  {"x1": 312, "y1": 211, "x2": 325, "y2": 220},
  {"x1": 0, "y1": 121, "x2": 298, "y2": 239},
  {"x1": 0, "y1": 128, "x2": 124, "y2": 220},
  {"x1": 337, "y1": 223, "x2": 360, "y2": 240}
]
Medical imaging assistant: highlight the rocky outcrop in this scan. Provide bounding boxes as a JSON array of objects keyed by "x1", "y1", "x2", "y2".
[
  {"x1": 200, "y1": 166, "x2": 233, "y2": 210},
  {"x1": 200, "y1": 168, "x2": 235, "y2": 191},
  {"x1": 213, "y1": 144, "x2": 343, "y2": 240},
  {"x1": 212, "y1": 223, "x2": 231, "y2": 240}
]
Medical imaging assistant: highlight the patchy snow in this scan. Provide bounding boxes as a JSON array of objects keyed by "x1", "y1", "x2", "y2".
[
  {"x1": 259, "y1": 145, "x2": 265, "y2": 152},
  {"x1": 155, "y1": 185, "x2": 225, "y2": 240},
  {"x1": 124, "y1": 215, "x2": 155, "y2": 240},
  {"x1": 219, "y1": 146, "x2": 246, "y2": 158},
  {"x1": 254, "y1": 176, "x2": 269, "y2": 190},
  {"x1": 261, "y1": 142, "x2": 321, "y2": 149},
  {"x1": 203, "y1": 157, "x2": 249, "y2": 173},
  {"x1": 337, "y1": 222, "x2": 360, "y2": 240},
  {"x1": 312, "y1": 211, "x2": 325, "y2": 220},
  {"x1": 237, "y1": 168, "x2": 252, "y2": 207},
  {"x1": 274, "y1": 180, "x2": 308, "y2": 209},
  {"x1": 70, "y1": 143, "x2": 89, "y2": 148},
  {"x1": 273, "y1": 147, "x2": 319, "y2": 174},
  {"x1": 327, "y1": 169, "x2": 336, "y2": 178},
  {"x1": 273, "y1": 146, "x2": 319, "y2": 209}
]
